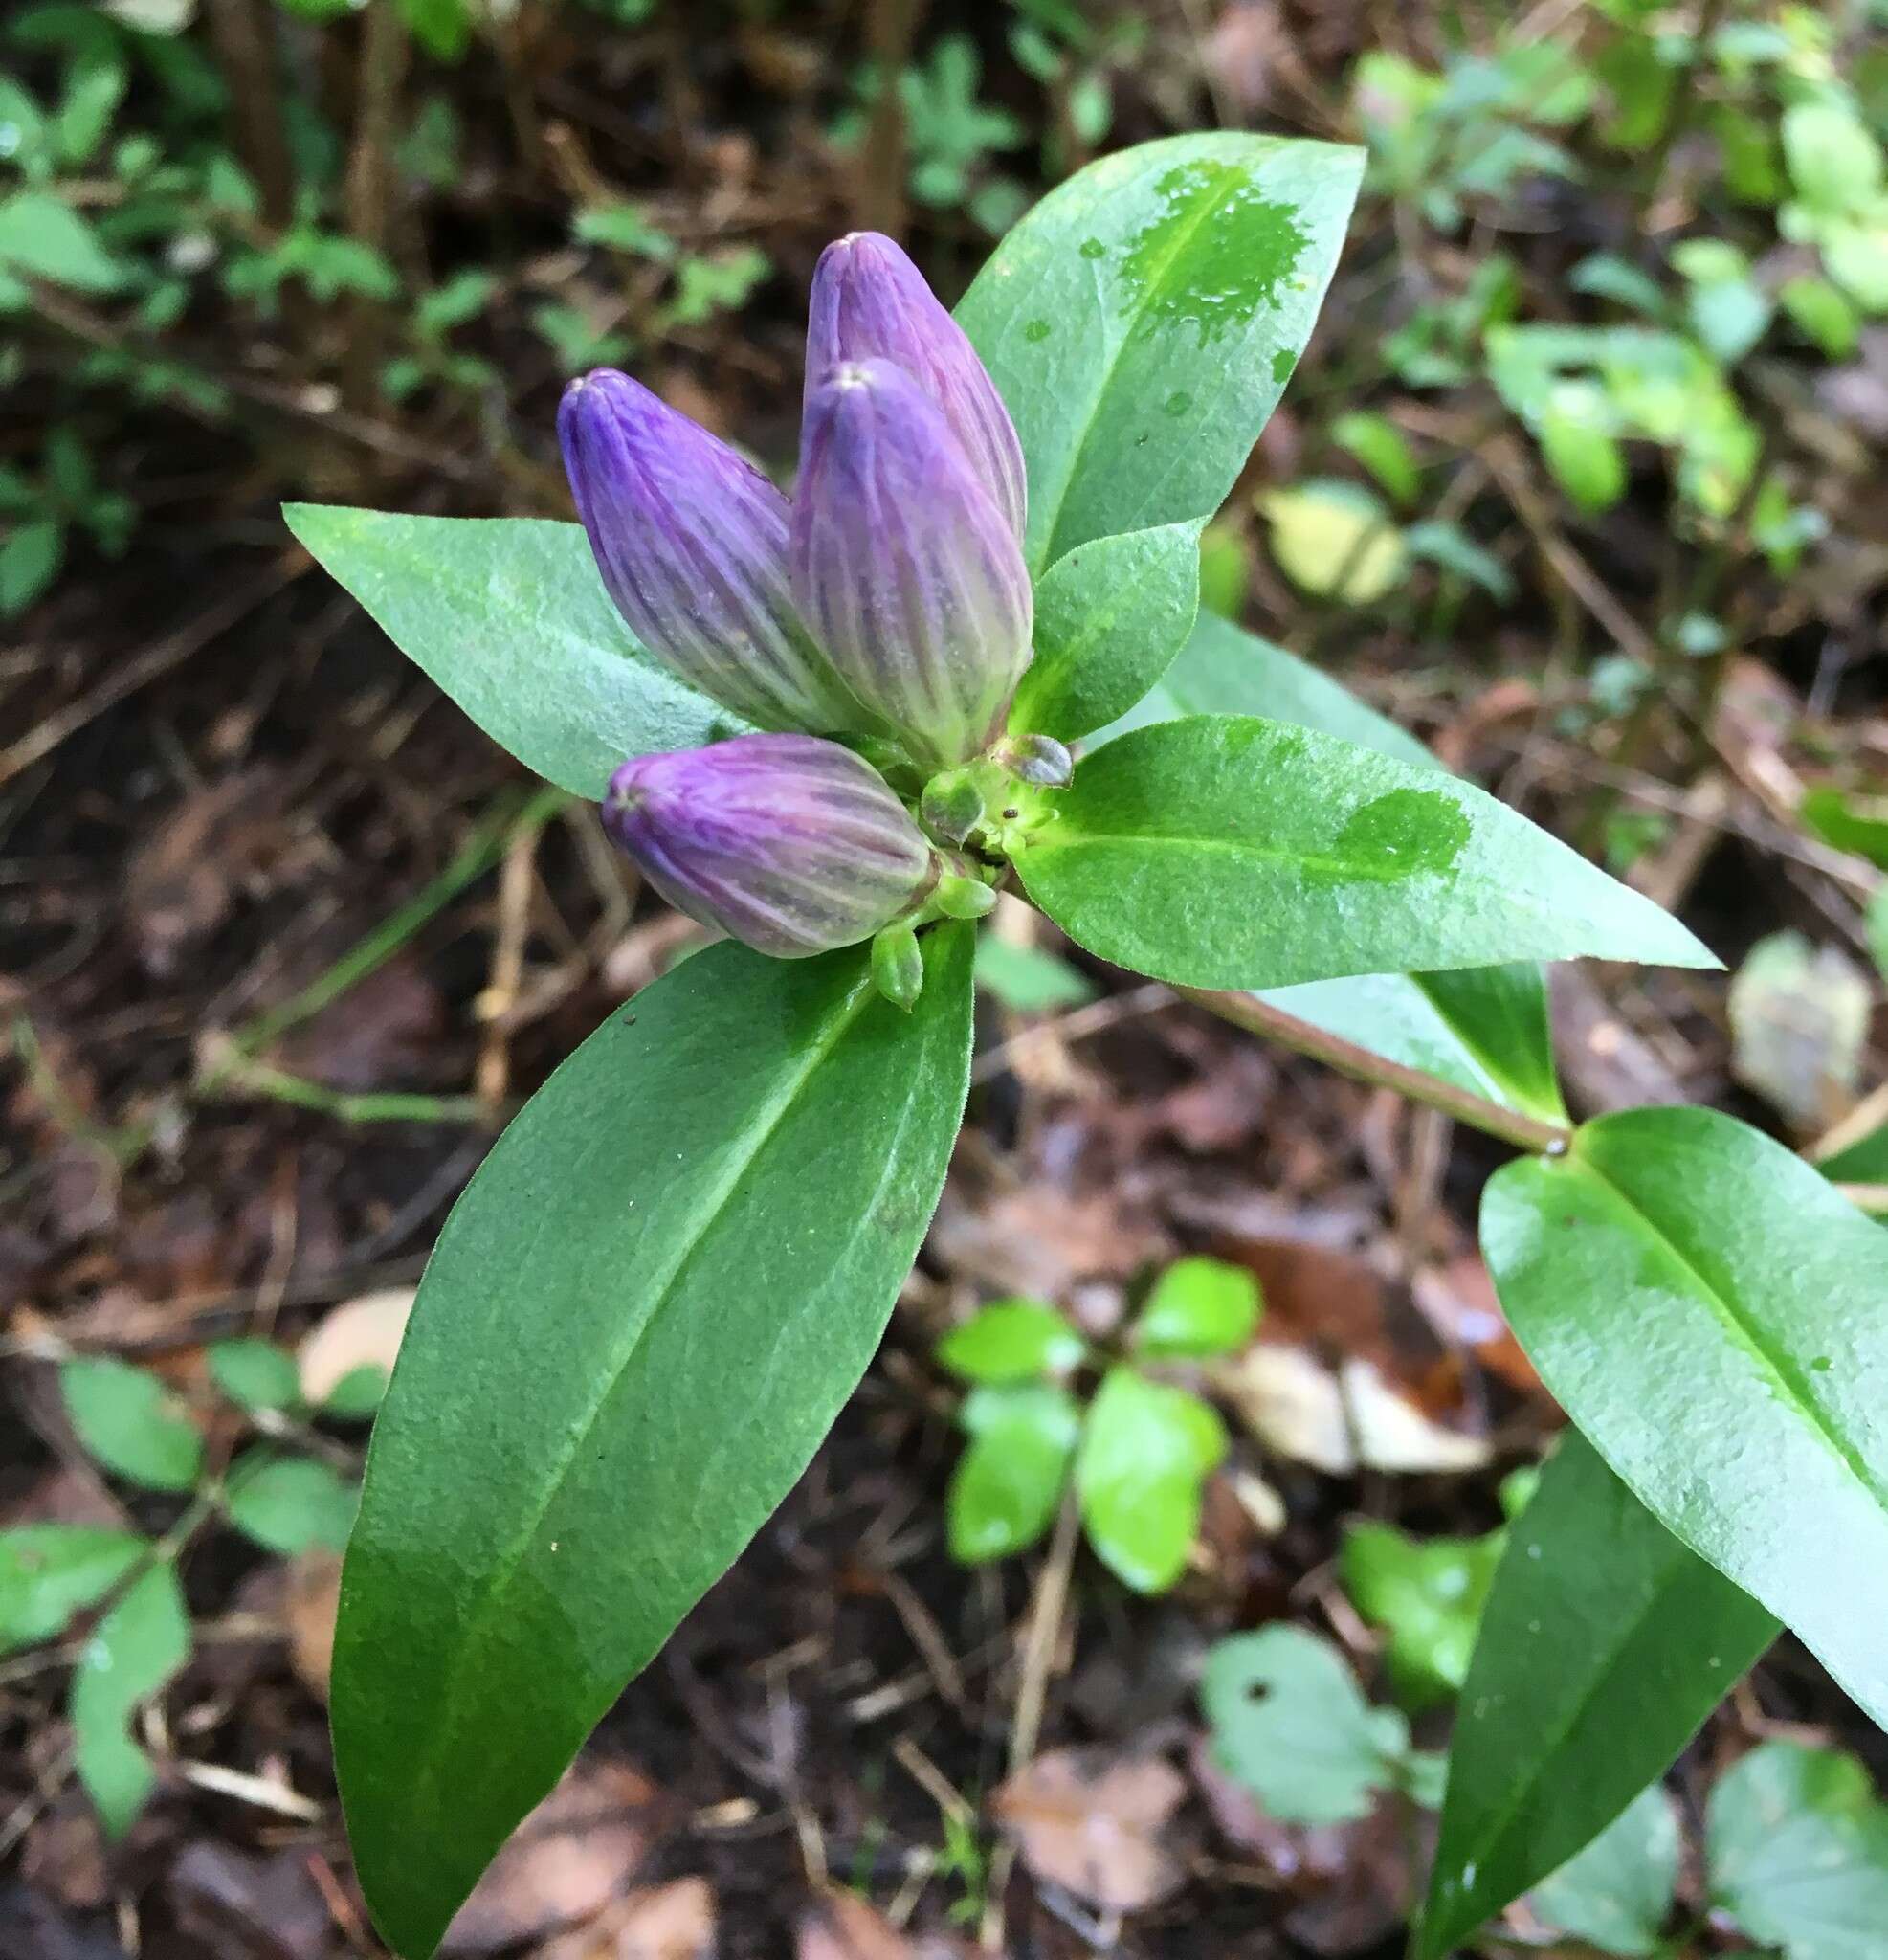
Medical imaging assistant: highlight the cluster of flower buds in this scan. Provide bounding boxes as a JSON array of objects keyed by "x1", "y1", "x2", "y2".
[{"x1": 560, "y1": 231, "x2": 1036, "y2": 998}]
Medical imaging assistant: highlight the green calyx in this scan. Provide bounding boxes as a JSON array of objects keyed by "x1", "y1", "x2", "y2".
[{"x1": 918, "y1": 738, "x2": 1068, "y2": 860}]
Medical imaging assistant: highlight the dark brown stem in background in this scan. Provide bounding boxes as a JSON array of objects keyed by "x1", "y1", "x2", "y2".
[
  {"x1": 1180, "y1": 986, "x2": 1576, "y2": 1158},
  {"x1": 203, "y1": 0, "x2": 293, "y2": 227},
  {"x1": 859, "y1": 0, "x2": 923, "y2": 239},
  {"x1": 342, "y1": 0, "x2": 411, "y2": 417}
]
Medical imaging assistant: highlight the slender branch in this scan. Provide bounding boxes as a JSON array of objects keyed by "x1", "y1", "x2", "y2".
[{"x1": 1177, "y1": 986, "x2": 1574, "y2": 1158}]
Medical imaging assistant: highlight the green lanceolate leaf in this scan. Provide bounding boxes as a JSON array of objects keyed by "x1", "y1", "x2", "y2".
[
  {"x1": 72, "y1": 1561, "x2": 190, "y2": 1838},
  {"x1": 1416, "y1": 1428, "x2": 1777, "y2": 1960},
  {"x1": 1106, "y1": 608, "x2": 1431, "y2": 761},
  {"x1": 1015, "y1": 714, "x2": 1715, "y2": 991},
  {"x1": 1074, "y1": 1368, "x2": 1225, "y2": 1592},
  {"x1": 0, "y1": 1526, "x2": 146, "y2": 1654},
  {"x1": 1101, "y1": 614, "x2": 1565, "y2": 1120},
  {"x1": 948, "y1": 1383, "x2": 1080, "y2": 1563},
  {"x1": 1259, "y1": 968, "x2": 1566, "y2": 1123},
  {"x1": 1528, "y1": 1784, "x2": 1681, "y2": 1958},
  {"x1": 1011, "y1": 518, "x2": 1203, "y2": 741},
  {"x1": 958, "y1": 132, "x2": 1364, "y2": 574},
  {"x1": 283, "y1": 508, "x2": 745, "y2": 799},
  {"x1": 332, "y1": 929, "x2": 974, "y2": 1958},
  {"x1": 1481, "y1": 1108, "x2": 1888, "y2": 1730}
]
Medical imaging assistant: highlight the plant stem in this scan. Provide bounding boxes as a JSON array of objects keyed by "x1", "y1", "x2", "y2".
[{"x1": 1177, "y1": 986, "x2": 1574, "y2": 1158}]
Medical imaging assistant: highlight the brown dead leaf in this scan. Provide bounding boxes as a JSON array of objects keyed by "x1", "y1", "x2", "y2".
[
  {"x1": 168, "y1": 1841, "x2": 333, "y2": 1960},
  {"x1": 992, "y1": 1748, "x2": 1188, "y2": 1914},
  {"x1": 795, "y1": 1890, "x2": 971, "y2": 1960},
  {"x1": 274, "y1": 954, "x2": 445, "y2": 1090},
  {"x1": 1211, "y1": 1346, "x2": 1492, "y2": 1476},
  {"x1": 281, "y1": 1549, "x2": 343, "y2": 1703},
  {"x1": 442, "y1": 1763, "x2": 659, "y2": 1953},
  {"x1": 1190, "y1": 1735, "x2": 1429, "y2": 1956},
  {"x1": 297, "y1": 1286, "x2": 414, "y2": 1405},
  {"x1": 124, "y1": 769, "x2": 309, "y2": 977},
  {"x1": 1205, "y1": 1239, "x2": 1492, "y2": 1474},
  {"x1": 929, "y1": 1186, "x2": 1164, "y2": 1299},
  {"x1": 537, "y1": 1877, "x2": 716, "y2": 1960}
]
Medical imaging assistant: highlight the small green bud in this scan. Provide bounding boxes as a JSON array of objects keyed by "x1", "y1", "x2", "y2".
[
  {"x1": 992, "y1": 733, "x2": 1074, "y2": 788},
  {"x1": 935, "y1": 872, "x2": 997, "y2": 920},
  {"x1": 871, "y1": 924, "x2": 925, "y2": 1011},
  {"x1": 921, "y1": 770, "x2": 987, "y2": 845}
]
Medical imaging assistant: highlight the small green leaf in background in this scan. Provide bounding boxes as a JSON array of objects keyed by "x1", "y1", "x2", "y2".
[
  {"x1": 1540, "y1": 406, "x2": 1628, "y2": 512},
  {"x1": 1482, "y1": 1107, "x2": 1888, "y2": 1733},
  {"x1": 1403, "y1": 520, "x2": 1517, "y2": 603},
  {"x1": 1671, "y1": 238, "x2": 1772, "y2": 367},
  {"x1": 1015, "y1": 713, "x2": 1717, "y2": 990},
  {"x1": 1131, "y1": 1256, "x2": 1260, "y2": 1359},
  {"x1": 320, "y1": 1366, "x2": 392, "y2": 1420},
  {"x1": 973, "y1": 934, "x2": 1098, "y2": 1012},
  {"x1": 1416, "y1": 1429, "x2": 1777, "y2": 1960},
  {"x1": 1075, "y1": 1368, "x2": 1225, "y2": 1592},
  {"x1": 0, "y1": 1526, "x2": 146, "y2": 1654},
  {"x1": 1727, "y1": 930, "x2": 1870, "y2": 1131},
  {"x1": 225, "y1": 1452, "x2": 358, "y2": 1555},
  {"x1": 1196, "y1": 522, "x2": 1250, "y2": 620},
  {"x1": 1783, "y1": 102, "x2": 1882, "y2": 214},
  {"x1": 60, "y1": 1358, "x2": 203, "y2": 1492},
  {"x1": 1261, "y1": 479, "x2": 1409, "y2": 603},
  {"x1": 937, "y1": 1300, "x2": 1086, "y2": 1385},
  {"x1": 1708, "y1": 1742, "x2": 1888, "y2": 1960},
  {"x1": 208, "y1": 1338, "x2": 303, "y2": 1414},
  {"x1": 1331, "y1": 410, "x2": 1422, "y2": 506},
  {"x1": 1200, "y1": 1625, "x2": 1412, "y2": 1825},
  {"x1": 1800, "y1": 785, "x2": 1888, "y2": 868},
  {"x1": 0, "y1": 189, "x2": 125, "y2": 290},
  {"x1": 948, "y1": 1384, "x2": 1080, "y2": 1563},
  {"x1": 281, "y1": 509, "x2": 745, "y2": 800},
  {"x1": 1010, "y1": 518, "x2": 1203, "y2": 741},
  {"x1": 396, "y1": 0, "x2": 472, "y2": 61},
  {"x1": 1339, "y1": 1519, "x2": 1501, "y2": 1708},
  {"x1": 1528, "y1": 1784, "x2": 1681, "y2": 1957},
  {"x1": 0, "y1": 518, "x2": 63, "y2": 616},
  {"x1": 1781, "y1": 275, "x2": 1860, "y2": 358},
  {"x1": 71, "y1": 1560, "x2": 190, "y2": 1838}
]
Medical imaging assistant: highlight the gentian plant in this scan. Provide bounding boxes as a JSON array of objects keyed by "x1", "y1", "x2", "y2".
[{"x1": 287, "y1": 133, "x2": 1888, "y2": 1960}]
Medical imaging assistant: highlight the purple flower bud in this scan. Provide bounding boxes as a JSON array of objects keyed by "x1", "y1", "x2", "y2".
[
  {"x1": 793, "y1": 360, "x2": 1033, "y2": 768},
  {"x1": 807, "y1": 232, "x2": 1027, "y2": 542},
  {"x1": 559, "y1": 371, "x2": 862, "y2": 736},
  {"x1": 602, "y1": 734, "x2": 936, "y2": 958}
]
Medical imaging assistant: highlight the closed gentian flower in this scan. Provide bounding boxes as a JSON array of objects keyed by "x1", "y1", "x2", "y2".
[
  {"x1": 807, "y1": 231, "x2": 1027, "y2": 542},
  {"x1": 560, "y1": 371, "x2": 863, "y2": 736},
  {"x1": 793, "y1": 359, "x2": 1033, "y2": 768},
  {"x1": 602, "y1": 733, "x2": 935, "y2": 958}
]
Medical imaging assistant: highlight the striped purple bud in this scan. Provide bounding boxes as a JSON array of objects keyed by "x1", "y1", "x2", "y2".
[
  {"x1": 793, "y1": 360, "x2": 1033, "y2": 768},
  {"x1": 559, "y1": 371, "x2": 862, "y2": 736},
  {"x1": 602, "y1": 734, "x2": 935, "y2": 958},
  {"x1": 807, "y1": 231, "x2": 1027, "y2": 542}
]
